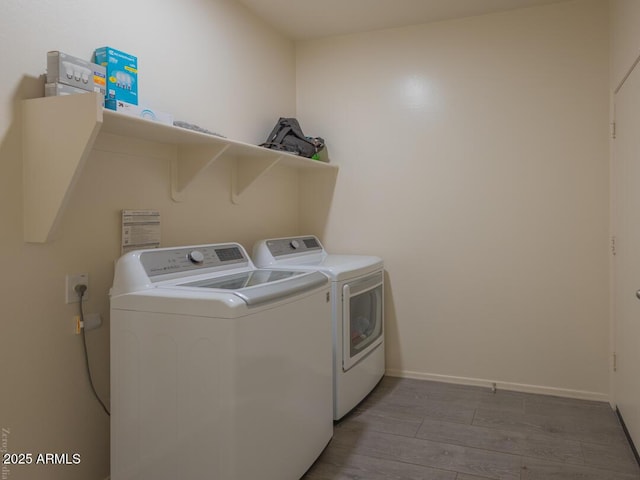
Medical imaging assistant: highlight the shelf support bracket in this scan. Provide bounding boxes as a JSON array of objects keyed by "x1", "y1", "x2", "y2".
[
  {"x1": 231, "y1": 155, "x2": 282, "y2": 204},
  {"x1": 171, "y1": 144, "x2": 230, "y2": 202},
  {"x1": 23, "y1": 93, "x2": 103, "y2": 243}
]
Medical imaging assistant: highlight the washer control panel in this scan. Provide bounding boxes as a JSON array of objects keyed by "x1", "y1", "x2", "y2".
[
  {"x1": 266, "y1": 236, "x2": 323, "y2": 257},
  {"x1": 141, "y1": 243, "x2": 247, "y2": 277}
]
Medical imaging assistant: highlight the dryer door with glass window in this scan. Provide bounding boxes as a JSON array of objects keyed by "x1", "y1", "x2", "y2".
[{"x1": 342, "y1": 271, "x2": 383, "y2": 371}]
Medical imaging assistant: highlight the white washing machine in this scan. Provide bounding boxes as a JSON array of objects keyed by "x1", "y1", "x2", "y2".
[
  {"x1": 253, "y1": 235, "x2": 384, "y2": 420},
  {"x1": 110, "y1": 242, "x2": 333, "y2": 480}
]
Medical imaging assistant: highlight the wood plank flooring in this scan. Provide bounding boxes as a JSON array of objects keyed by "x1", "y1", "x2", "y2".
[{"x1": 303, "y1": 376, "x2": 640, "y2": 480}]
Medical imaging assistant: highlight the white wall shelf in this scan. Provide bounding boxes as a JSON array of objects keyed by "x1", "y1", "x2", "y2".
[{"x1": 22, "y1": 92, "x2": 337, "y2": 243}]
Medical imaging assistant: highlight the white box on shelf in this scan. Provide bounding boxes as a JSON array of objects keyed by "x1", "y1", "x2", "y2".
[
  {"x1": 115, "y1": 101, "x2": 173, "y2": 125},
  {"x1": 46, "y1": 51, "x2": 106, "y2": 95}
]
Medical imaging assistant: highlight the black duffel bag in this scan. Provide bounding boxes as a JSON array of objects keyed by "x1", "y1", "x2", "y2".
[{"x1": 260, "y1": 117, "x2": 324, "y2": 158}]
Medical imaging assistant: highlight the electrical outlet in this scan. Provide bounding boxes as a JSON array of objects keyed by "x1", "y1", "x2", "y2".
[{"x1": 65, "y1": 273, "x2": 89, "y2": 304}]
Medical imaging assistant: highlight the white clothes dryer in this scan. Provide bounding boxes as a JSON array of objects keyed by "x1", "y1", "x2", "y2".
[
  {"x1": 110, "y1": 243, "x2": 332, "y2": 480},
  {"x1": 253, "y1": 235, "x2": 384, "y2": 420}
]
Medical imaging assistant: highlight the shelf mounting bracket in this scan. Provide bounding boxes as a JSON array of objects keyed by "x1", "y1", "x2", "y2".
[
  {"x1": 171, "y1": 143, "x2": 230, "y2": 202},
  {"x1": 231, "y1": 155, "x2": 282, "y2": 204}
]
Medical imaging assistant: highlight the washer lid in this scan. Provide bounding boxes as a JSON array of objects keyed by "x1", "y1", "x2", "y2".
[
  {"x1": 178, "y1": 269, "x2": 328, "y2": 306},
  {"x1": 179, "y1": 269, "x2": 300, "y2": 289}
]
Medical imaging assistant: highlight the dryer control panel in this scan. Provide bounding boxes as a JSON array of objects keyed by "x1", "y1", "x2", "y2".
[
  {"x1": 265, "y1": 236, "x2": 324, "y2": 257},
  {"x1": 140, "y1": 243, "x2": 247, "y2": 277}
]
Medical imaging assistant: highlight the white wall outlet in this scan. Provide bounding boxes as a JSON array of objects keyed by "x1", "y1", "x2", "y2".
[{"x1": 65, "y1": 273, "x2": 89, "y2": 304}]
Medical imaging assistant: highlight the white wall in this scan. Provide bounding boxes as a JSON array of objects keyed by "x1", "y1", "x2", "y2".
[
  {"x1": 0, "y1": 1, "x2": 296, "y2": 479},
  {"x1": 297, "y1": 0, "x2": 610, "y2": 398}
]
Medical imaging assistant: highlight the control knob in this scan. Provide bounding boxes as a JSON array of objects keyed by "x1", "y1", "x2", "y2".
[
  {"x1": 188, "y1": 250, "x2": 205, "y2": 264},
  {"x1": 290, "y1": 240, "x2": 300, "y2": 250}
]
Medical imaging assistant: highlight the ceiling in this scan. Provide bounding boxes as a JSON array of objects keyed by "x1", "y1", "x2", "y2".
[{"x1": 238, "y1": 0, "x2": 570, "y2": 40}]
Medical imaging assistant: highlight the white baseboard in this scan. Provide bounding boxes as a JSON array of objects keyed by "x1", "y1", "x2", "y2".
[{"x1": 385, "y1": 368, "x2": 610, "y2": 403}]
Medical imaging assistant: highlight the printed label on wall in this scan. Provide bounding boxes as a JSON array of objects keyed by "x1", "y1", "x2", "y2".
[{"x1": 121, "y1": 210, "x2": 160, "y2": 254}]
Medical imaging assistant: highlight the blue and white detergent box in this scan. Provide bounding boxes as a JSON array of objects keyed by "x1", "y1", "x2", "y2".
[{"x1": 94, "y1": 47, "x2": 138, "y2": 110}]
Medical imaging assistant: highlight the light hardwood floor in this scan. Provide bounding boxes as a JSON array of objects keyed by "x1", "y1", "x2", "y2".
[{"x1": 303, "y1": 376, "x2": 640, "y2": 480}]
